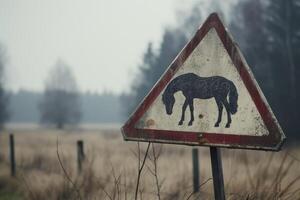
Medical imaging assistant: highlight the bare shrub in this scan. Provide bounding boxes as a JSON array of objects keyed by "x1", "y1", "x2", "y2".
[
  {"x1": 19, "y1": 153, "x2": 61, "y2": 174},
  {"x1": 226, "y1": 150, "x2": 300, "y2": 199},
  {"x1": 0, "y1": 130, "x2": 300, "y2": 200}
]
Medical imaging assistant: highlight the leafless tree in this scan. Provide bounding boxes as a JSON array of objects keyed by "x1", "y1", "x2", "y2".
[{"x1": 39, "y1": 59, "x2": 81, "y2": 129}]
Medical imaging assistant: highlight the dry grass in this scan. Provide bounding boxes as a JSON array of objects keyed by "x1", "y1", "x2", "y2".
[{"x1": 0, "y1": 127, "x2": 299, "y2": 200}]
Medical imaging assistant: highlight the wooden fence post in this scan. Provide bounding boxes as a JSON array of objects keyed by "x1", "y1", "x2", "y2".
[
  {"x1": 192, "y1": 148, "x2": 200, "y2": 193},
  {"x1": 9, "y1": 134, "x2": 16, "y2": 177},
  {"x1": 77, "y1": 140, "x2": 85, "y2": 174}
]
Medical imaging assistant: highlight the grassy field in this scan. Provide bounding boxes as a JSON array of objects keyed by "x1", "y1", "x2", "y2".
[{"x1": 0, "y1": 126, "x2": 299, "y2": 200}]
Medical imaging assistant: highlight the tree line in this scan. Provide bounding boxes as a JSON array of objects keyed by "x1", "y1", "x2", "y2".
[
  {"x1": 122, "y1": 0, "x2": 300, "y2": 140},
  {"x1": 1, "y1": 0, "x2": 299, "y2": 138},
  {"x1": 0, "y1": 55, "x2": 122, "y2": 128},
  {"x1": 1, "y1": 57, "x2": 80, "y2": 128},
  {"x1": 9, "y1": 89, "x2": 122, "y2": 124},
  {"x1": 0, "y1": 45, "x2": 10, "y2": 129}
]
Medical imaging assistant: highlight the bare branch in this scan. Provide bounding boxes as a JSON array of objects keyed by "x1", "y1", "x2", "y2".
[
  {"x1": 56, "y1": 137, "x2": 82, "y2": 200},
  {"x1": 185, "y1": 178, "x2": 212, "y2": 200},
  {"x1": 287, "y1": 151, "x2": 300, "y2": 162},
  {"x1": 98, "y1": 185, "x2": 113, "y2": 200},
  {"x1": 151, "y1": 143, "x2": 162, "y2": 200},
  {"x1": 134, "y1": 142, "x2": 150, "y2": 200},
  {"x1": 18, "y1": 171, "x2": 37, "y2": 200},
  {"x1": 109, "y1": 162, "x2": 122, "y2": 200}
]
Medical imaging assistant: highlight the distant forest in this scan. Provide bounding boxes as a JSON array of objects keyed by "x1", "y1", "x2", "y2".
[
  {"x1": 122, "y1": 0, "x2": 300, "y2": 140},
  {"x1": 8, "y1": 90, "x2": 122, "y2": 123}
]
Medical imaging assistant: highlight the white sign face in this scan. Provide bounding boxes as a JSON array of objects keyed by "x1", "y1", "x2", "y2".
[
  {"x1": 122, "y1": 13, "x2": 285, "y2": 151},
  {"x1": 135, "y1": 28, "x2": 268, "y2": 136}
]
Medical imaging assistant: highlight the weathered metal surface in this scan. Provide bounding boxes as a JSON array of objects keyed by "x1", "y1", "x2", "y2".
[{"x1": 121, "y1": 13, "x2": 286, "y2": 151}]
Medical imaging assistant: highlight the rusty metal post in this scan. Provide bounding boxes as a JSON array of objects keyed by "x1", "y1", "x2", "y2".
[
  {"x1": 77, "y1": 140, "x2": 85, "y2": 174},
  {"x1": 210, "y1": 147, "x2": 225, "y2": 200},
  {"x1": 192, "y1": 148, "x2": 200, "y2": 193},
  {"x1": 9, "y1": 134, "x2": 16, "y2": 177}
]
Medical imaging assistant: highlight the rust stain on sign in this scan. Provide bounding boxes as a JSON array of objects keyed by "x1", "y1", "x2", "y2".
[
  {"x1": 197, "y1": 133, "x2": 209, "y2": 144},
  {"x1": 146, "y1": 119, "x2": 155, "y2": 128}
]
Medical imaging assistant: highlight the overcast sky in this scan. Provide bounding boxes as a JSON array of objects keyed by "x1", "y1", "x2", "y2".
[{"x1": 0, "y1": 0, "x2": 233, "y2": 94}]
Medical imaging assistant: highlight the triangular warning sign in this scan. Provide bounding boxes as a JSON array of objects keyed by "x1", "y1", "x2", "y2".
[{"x1": 122, "y1": 13, "x2": 285, "y2": 151}]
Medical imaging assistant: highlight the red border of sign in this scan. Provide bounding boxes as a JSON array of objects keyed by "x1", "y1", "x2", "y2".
[{"x1": 121, "y1": 13, "x2": 286, "y2": 151}]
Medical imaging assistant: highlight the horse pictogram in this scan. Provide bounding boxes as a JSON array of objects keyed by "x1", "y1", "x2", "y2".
[{"x1": 162, "y1": 73, "x2": 238, "y2": 128}]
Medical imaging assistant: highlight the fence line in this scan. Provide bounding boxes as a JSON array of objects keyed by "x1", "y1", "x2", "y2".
[
  {"x1": 9, "y1": 133, "x2": 16, "y2": 177},
  {"x1": 77, "y1": 140, "x2": 85, "y2": 174}
]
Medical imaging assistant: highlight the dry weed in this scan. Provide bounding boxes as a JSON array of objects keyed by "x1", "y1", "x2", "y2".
[{"x1": 0, "y1": 128, "x2": 299, "y2": 200}]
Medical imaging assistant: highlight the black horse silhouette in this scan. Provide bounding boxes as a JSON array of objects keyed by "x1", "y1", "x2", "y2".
[{"x1": 162, "y1": 73, "x2": 238, "y2": 128}]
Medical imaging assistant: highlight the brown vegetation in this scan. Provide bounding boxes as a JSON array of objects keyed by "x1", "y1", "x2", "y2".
[{"x1": 0, "y1": 127, "x2": 299, "y2": 199}]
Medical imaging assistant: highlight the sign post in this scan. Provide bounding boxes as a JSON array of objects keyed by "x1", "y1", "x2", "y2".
[
  {"x1": 192, "y1": 148, "x2": 200, "y2": 193},
  {"x1": 210, "y1": 147, "x2": 225, "y2": 200},
  {"x1": 121, "y1": 12, "x2": 286, "y2": 198}
]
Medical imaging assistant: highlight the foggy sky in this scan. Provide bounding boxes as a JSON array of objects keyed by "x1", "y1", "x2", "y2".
[
  {"x1": 0, "y1": 0, "x2": 234, "y2": 94},
  {"x1": 0, "y1": 0, "x2": 184, "y2": 93}
]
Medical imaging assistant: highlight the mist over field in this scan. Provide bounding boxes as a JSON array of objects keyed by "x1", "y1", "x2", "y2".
[
  {"x1": 8, "y1": 90, "x2": 122, "y2": 124},
  {"x1": 0, "y1": 0, "x2": 300, "y2": 199}
]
